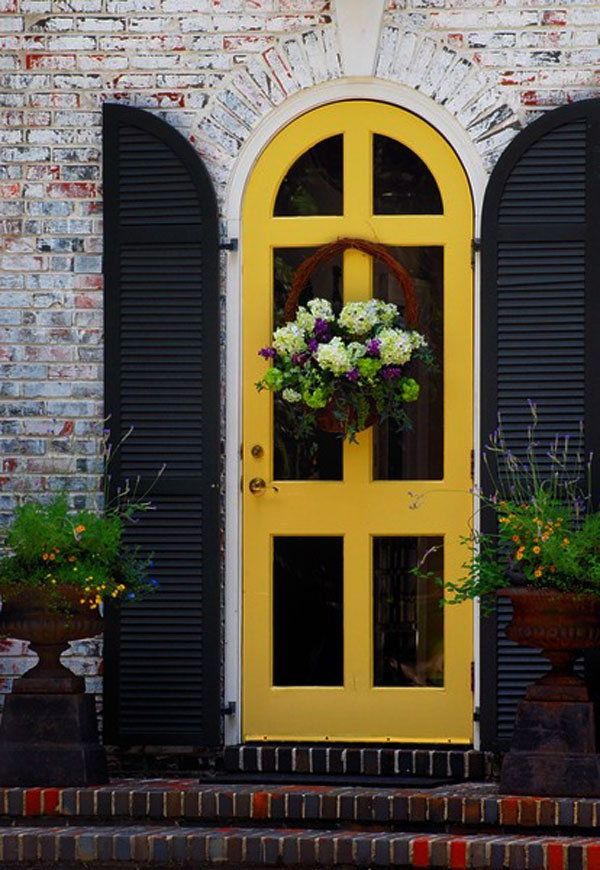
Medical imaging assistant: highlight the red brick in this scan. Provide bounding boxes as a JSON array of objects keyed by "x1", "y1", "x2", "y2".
[
  {"x1": 547, "y1": 842, "x2": 565, "y2": 870},
  {"x1": 449, "y1": 839, "x2": 467, "y2": 869},
  {"x1": 24, "y1": 789, "x2": 41, "y2": 816},
  {"x1": 412, "y1": 837, "x2": 430, "y2": 868}
]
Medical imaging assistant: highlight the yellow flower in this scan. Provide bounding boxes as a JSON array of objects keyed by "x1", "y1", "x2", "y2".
[
  {"x1": 49, "y1": 553, "x2": 55, "y2": 561},
  {"x1": 533, "y1": 545, "x2": 541, "y2": 554},
  {"x1": 499, "y1": 517, "x2": 509, "y2": 524},
  {"x1": 516, "y1": 550, "x2": 524, "y2": 561},
  {"x1": 534, "y1": 568, "x2": 543, "y2": 578},
  {"x1": 563, "y1": 537, "x2": 570, "y2": 546}
]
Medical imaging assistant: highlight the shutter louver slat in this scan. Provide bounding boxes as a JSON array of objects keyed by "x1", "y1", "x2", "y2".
[
  {"x1": 481, "y1": 107, "x2": 594, "y2": 749},
  {"x1": 103, "y1": 104, "x2": 220, "y2": 746}
]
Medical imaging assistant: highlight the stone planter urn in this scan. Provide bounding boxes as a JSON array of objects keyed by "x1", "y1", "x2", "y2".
[
  {"x1": 0, "y1": 586, "x2": 108, "y2": 786},
  {"x1": 499, "y1": 587, "x2": 600, "y2": 797}
]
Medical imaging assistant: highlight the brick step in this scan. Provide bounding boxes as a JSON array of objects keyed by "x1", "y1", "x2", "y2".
[
  {"x1": 223, "y1": 744, "x2": 494, "y2": 781},
  {"x1": 4, "y1": 780, "x2": 600, "y2": 836},
  {"x1": 0, "y1": 823, "x2": 598, "y2": 868}
]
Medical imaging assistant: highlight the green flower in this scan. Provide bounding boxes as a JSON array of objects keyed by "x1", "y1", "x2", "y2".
[
  {"x1": 263, "y1": 367, "x2": 284, "y2": 391},
  {"x1": 302, "y1": 387, "x2": 329, "y2": 409},
  {"x1": 401, "y1": 377, "x2": 420, "y2": 402},
  {"x1": 357, "y1": 357, "x2": 382, "y2": 379}
]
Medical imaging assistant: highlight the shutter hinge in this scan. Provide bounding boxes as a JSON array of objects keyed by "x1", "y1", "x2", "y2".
[
  {"x1": 220, "y1": 237, "x2": 238, "y2": 252},
  {"x1": 471, "y1": 238, "x2": 481, "y2": 269},
  {"x1": 473, "y1": 706, "x2": 481, "y2": 723},
  {"x1": 470, "y1": 448, "x2": 475, "y2": 481},
  {"x1": 221, "y1": 701, "x2": 236, "y2": 716},
  {"x1": 470, "y1": 660, "x2": 475, "y2": 693}
]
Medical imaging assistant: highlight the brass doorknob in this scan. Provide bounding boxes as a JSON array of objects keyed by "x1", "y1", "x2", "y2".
[{"x1": 249, "y1": 477, "x2": 267, "y2": 495}]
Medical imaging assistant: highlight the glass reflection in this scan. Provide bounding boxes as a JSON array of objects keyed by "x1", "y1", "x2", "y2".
[
  {"x1": 275, "y1": 135, "x2": 343, "y2": 216},
  {"x1": 273, "y1": 536, "x2": 344, "y2": 686},
  {"x1": 373, "y1": 134, "x2": 442, "y2": 215},
  {"x1": 373, "y1": 247, "x2": 443, "y2": 480},
  {"x1": 273, "y1": 247, "x2": 343, "y2": 481},
  {"x1": 373, "y1": 536, "x2": 444, "y2": 687}
]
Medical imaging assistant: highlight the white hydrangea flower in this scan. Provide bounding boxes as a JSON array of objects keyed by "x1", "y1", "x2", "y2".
[
  {"x1": 295, "y1": 306, "x2": 316, "y2": 332},
  {"x1": 378, "y1": 328, "x2": 414, "y2": 365},
  {"x1": 315, "y1": 336, "x2": 352, "y2": 374},
  {"x1": 272, "y1": 323, "x2": 307, "y2": 357},
  {"x1": 339, "y1": 300, "x2": 380, "y2": 335},
  {"x1": 409, "y1": 330, "x2": 427, "y2": 349},
  {"x1": 307, "y1": 298, "x2": 334, "y2": 321},
  {"x1": 282, "y1": 388, "x2": 302, "y2": 403},
  {"x1": 347, "y1": 341, "x2": 367, "y2": 363},
  {"x1": 377, "y1": 301, "x2": 399, "y2": 326}
]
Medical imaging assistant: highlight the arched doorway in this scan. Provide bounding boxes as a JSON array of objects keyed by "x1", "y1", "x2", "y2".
[{"x1": 242, "y1": 100, "x2": 474, "y2": 743}]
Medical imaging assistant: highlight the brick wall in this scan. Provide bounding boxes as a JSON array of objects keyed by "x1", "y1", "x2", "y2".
[{"x1": 0, "y1": 0, "x2": 598, "y2": 717}]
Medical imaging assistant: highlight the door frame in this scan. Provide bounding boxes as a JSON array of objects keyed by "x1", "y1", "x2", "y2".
[{"x1": 222, "y1": 78, "x2": 488, "y2": 747}]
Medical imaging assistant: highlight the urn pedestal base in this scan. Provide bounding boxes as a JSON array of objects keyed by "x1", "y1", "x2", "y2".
[
  {"x1": 500, "y1": 698, "x2": 600, "y2": 797},
  {"x1": 0, "y1": 692, "x2": 108, "y2": 787}
]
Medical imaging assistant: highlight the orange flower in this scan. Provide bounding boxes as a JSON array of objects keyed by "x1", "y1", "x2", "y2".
[
  {"x1": 512, "y1": 535, "x2": 520, "y2": 544},
  {"x1": 534, "y1": 567, "x2": 543, "y2": 578},
  {"x1": 533, "y1": 545, "x2": 541, "y2": 555},
  {"x1": 74, "y1": 524, "x2": 86, "y2": 534},
  {"x1": 68, "y1": 555, "x2": 76, "y2": 562},
  {"x1": 42, "y1": 553, "x2": 49, "y2": 561},
  {"x1": 49, "y1": 553, "x2": 55, "y2": 561}
]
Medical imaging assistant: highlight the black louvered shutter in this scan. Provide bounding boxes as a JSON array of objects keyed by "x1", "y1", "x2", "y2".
[
  {"x1": 102, "y1": 104, "x2": 220, "y2": 746},
  {"x1": 481, "y1": 101, "x2": 600, "y2": 749}
]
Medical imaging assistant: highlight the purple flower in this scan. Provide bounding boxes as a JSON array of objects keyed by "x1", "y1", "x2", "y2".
[
  {"x1": 313, "y1": 318, "x2": 331, "y2": 342},
  {"x1": 381, "y1": 365, "x2": 402, "y2": 380},
  {"x1": 292, "y1": 352, "x2": 310, "y2": 366},
  {"x1": 366, "y1": 338, "x2": 381, "y2": 357},
  {"x1": 307, "y1": 338, "x2": 319, "y2": 353},
  {"x1": 258, "y1": 346, "x2": 276, "y2": 359},
  {"x1": 345, "y1": 368, "x2": 359, "y2": 382}
]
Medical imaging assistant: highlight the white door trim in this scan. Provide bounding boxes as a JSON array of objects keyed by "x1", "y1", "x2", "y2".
[{"x1": 222, "y1": 78, "x2": 487, "y2": 747}]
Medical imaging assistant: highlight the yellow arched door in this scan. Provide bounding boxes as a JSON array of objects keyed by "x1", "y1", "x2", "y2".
[{"x1": 242, "y1": 101, "x2": 474, "y2": 743}]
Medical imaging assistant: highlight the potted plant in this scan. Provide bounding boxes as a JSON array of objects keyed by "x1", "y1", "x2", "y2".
[
  {"x1": 257, "y1": 237, "x2": 435, "y2": 442},
  {"x1": 0, "y1": 481, "x2": 159, "y2": 786},
  {"x1": 420, "y1": 404, "x2": 600, "y2": 795}
]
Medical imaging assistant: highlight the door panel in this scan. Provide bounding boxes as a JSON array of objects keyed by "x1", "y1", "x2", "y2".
[{"x1": 242, "y1": 101, "x2": 473, "y2": 743}]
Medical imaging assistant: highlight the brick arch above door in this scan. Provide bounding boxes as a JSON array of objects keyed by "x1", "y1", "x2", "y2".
[{"x1": 188, "y1": 20, "x2": 524, "y2": 204}]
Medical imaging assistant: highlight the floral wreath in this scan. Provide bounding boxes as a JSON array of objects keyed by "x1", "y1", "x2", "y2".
[{"x1": 256, "y1": 237, "x2": 435, "y2": 442}]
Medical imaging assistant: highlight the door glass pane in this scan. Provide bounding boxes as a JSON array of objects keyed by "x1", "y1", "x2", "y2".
[
  {"x1": 374, "y1": 536, "x2": 444, "y2": 687},
  {"x1": 274, "y1": 536, "x2": 343, "y2": 686},
  {"x1": 273, "y1": 247, "x2": 343, "y2": 481},
  {"x1": 373, "y1": 134, "x2": 442, "y2": 215},
  {"x1": 275, "y1": 134, "x2": 343, "y2": 216},
  {"x1": 373, "y1": 246, "x2": 443, "y2": 480}
]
